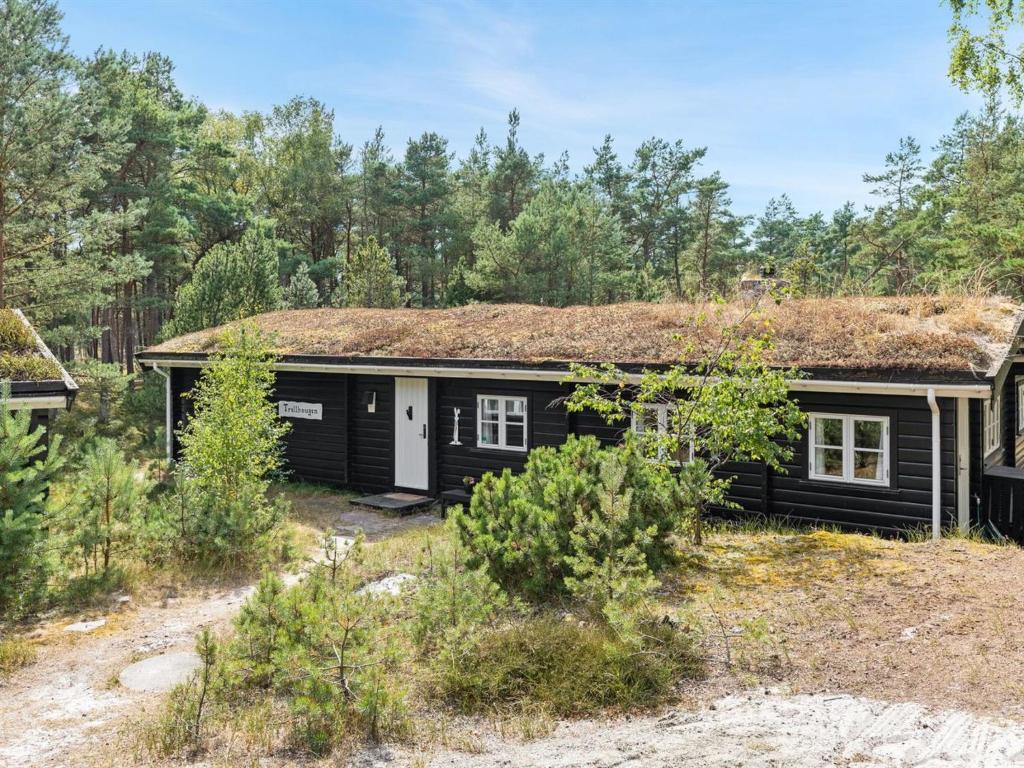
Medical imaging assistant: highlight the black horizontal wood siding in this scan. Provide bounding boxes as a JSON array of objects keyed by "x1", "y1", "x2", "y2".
[
  {"x1": 170, "y1": 367, "x2": 200, "y2": 458},
  {"x1": 435, "y1": 379, "x2": 570, "y2": 490},
  {"x1": 348, "y1": 375, "x2": 394, "y2": 493},
  {"x1": 274, "y1": 372, "x2": 347, "y2": 486},
  {"x1": 164, "y1": 364, "x2": 968, "y2": 536},
  {"x1": 771, "y1": 392, "x2": 957, "y2": 534}
]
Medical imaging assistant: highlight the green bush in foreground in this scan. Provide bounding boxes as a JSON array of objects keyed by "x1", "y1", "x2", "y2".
[
  {"x1": 148, "y1": 537, "x2": 408, "y2": 759},
  {"x1": 435, "y1": 614, "x2": 702, "y2": 716},
  {"x1": 50, "y1": 438, "x2": 151, "y2": 579},
  {"x1": 451, "y1": 435, "x2": 687, "y2": 601}
]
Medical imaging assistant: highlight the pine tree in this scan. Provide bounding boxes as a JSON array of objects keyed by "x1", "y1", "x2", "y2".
[
  {"x1": 0, "y1": 386, "x2": 64, "y2": 613},
  {"x1": 344, "y1": 237, "x2": 405, "y2": 308},
  {"x1": 284, "y1": 262, "x2": 319, "y2": 309},
  {"x1": 0, "y1": 0, "x2": 125, "y2": 325},
  {"x1": 163, "y1": 220, "x2": 283, "y2": 337},
  {"x1": 52, "y1": 438, "x2": 150, "y2": 576}
]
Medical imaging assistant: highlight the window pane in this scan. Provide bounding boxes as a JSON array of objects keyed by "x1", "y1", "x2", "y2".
[
  {"x1": 506, "y1": 423, "x2": 525, "y2": 448},
  {"x1": 634, "y1": 407, "x2": 660, "y2": 434},
  {"x1": 479, "y1": 421, "x2": 499, "y2": 445},
  {"x1": 853, "y1": 450, "x2": 882, "y2": 481},
  {"x1": 672, "y1": 442, "x2": 692, "y2": 464},
  {"x1": 814, "y1": 417, "x2": 843, "y2": 447},
  {"x1": 853, "y1": 419, "x2": 883, "y2": 450},
  {"x1": 505, "y1": 398, "x2": 525, "y2": 422},
  {"x1": 482, "y1": 398, "x2": 499, "y2": 418},
  {"x1": 815, "y1": 447, "x2": 843, "y2": 476}
]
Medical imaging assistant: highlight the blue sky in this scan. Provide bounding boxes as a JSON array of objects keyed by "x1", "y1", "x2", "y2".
[{"x1": 59, "y1": 0, "x2": 981, "y2": 217}]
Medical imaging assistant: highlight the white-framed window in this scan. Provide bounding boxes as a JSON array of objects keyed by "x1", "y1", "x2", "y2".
[
  {"x1": 630, "y1": 403, "x2": 693, "y2": 464},
  {"x1": 984, "y1": 392, "x2": 1003, "y2": 456},
  {"x1": 476, "y1": 395, "x2": 528, "y2": 452},
  {"x1": 808, "y1": 413, "x2": 890, "y2": 486},
  {"x1": 1017, "y1": 379, "x2": 1024, "y2": 433}
]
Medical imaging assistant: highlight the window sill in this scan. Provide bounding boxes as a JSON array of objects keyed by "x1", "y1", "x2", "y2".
[
  {"x1": 801, "y1": 477, "x2": 898, "y2": 495},
  {"x1": 471, "y1": 444, "x2": 528, "y2": 454}
]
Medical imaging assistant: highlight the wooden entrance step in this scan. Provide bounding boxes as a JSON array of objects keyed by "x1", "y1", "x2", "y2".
[{"x1": 352, "y1": 492, "x2": 435, "y2": 513}]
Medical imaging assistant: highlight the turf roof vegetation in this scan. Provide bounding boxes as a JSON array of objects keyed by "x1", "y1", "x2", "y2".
[
  {"x1": 149, "y1": 296, "x2": 1023, "y2": 374},
  {"x1": 0, "y1": 309, "x2": 63, "y2": 382}
]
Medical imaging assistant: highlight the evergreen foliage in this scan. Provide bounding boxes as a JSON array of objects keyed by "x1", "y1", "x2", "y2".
[
  {"x1": 50, "y1": 438, "x2": 150, "y2": 577},
  {"x1": 162, "y1": 222, "x2": 283, "y2": 338},
  {"x1": 283, "y1": 262, "x2": 319, "y2": 309},
  {"x1": 344, "y1": 237, "x2": 405, "y2": 308},
  {"x1": 451, "y1": 436, "x2": 686, "y2": 601},
  {"x1": 0, "y1": 386, "x2": 63, "y2": 614}
]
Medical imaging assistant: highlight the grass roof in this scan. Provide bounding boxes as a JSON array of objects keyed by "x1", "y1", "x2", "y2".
[
  {"x1": 147, "y1": 296, "x2": 1024, "y2": 375},
  {"x1": 0, "y1": 309, "x2": 63, "y2": 382}
]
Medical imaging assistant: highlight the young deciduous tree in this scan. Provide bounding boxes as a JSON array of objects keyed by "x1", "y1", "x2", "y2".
[
  {"x1": 564, "y1": 303, "x2": 806, "y2": 544},
  {"x1": 948, "y1": 0, "x2": 1024, "y2": 104},
  {"x1": 169, "y1": 324, "x2": 290, "y2": 563}
]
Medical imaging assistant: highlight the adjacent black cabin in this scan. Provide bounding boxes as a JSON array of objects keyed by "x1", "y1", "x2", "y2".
[
  {"x1": 139, "y1": 297, "x2": 1024, "y2": 539},
  {"x1": 1, "y1": 308, "x2": 78, "y2": 434}
]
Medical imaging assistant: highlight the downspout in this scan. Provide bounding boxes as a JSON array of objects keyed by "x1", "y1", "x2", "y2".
[
  {"x1": 151, "y1": 364, "x2": 173, "y2": 464},
  {"x1": 927, "y1": 388, "x2": 941, "y2": 540}
]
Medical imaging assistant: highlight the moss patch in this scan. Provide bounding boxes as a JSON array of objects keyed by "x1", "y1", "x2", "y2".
[{"x1": 0, "y1": 309, "x2": 62, "y2": 382}]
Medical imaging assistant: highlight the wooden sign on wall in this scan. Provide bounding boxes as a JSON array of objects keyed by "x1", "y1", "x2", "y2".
[{"x1": 278, "y1": 401, "x2": 323, "y2": 420}]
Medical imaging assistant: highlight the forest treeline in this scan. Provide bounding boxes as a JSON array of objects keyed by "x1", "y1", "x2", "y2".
[{"x1": 4, "y1": 0, "x2": 1024, "y2": 370}]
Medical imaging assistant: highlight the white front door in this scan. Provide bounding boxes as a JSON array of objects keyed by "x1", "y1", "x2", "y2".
[{"x1": 394, "y1": 377, "x2": 430, "y2": 490}]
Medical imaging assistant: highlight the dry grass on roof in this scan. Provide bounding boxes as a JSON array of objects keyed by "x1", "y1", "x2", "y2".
[
  {"x1": 0, "y1": 309, "x2": 62, "y2": 382},
  {"x1": 148, "y1": 295, "x2": 1023, "y2": 373}
]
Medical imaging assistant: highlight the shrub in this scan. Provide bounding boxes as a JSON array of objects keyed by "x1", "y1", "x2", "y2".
[
  {"x1": 565, "y1": 304, "x2": 806, "y2": 544},
  {"x1": 147, "y1": 473, "x2": 289, "y2": 568},
  {"x1": 203, "y1": 540, "x2": 408, "y2": 757},
  {"x1": 408, "y1": 524, "x2": 509, "y2": 655},
  {"x1": 0, "y1": 635, "x2": 35, "y2": 679},
  {"x1": 451, "y1": 435, "x2": 686, "y2": 601},
  {"x1": 434, "y1": 613, "x2": 701, "y2": 716},
  {"x1": 0, "y1": 387, "x2": 63, "y2": 615}
]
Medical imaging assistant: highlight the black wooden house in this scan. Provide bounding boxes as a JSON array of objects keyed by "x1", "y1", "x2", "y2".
[
  {"x1": 1, "y1": 308, "x2": 78, "y2": 433},
  {"x1": 138, "y1": 297, "x2": 1024, "y2": 539}
]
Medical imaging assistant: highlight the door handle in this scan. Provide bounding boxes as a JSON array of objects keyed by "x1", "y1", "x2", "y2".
[{"x1": 422, "y1": 424, "x2": 427, "y2": 439}]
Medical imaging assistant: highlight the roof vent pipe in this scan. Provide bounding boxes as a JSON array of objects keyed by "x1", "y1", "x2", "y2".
[{"x1": 927, "y1": 388, "x2": 941, "y2": 540}]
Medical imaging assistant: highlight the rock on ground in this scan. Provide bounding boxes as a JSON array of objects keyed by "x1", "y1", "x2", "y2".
[{"x1": 118, "y1": 651, "x2": 202, "y2": 693}]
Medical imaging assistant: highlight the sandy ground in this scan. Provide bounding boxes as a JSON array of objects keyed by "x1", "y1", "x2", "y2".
[
  {"x1": 0, "y1": 496, "x2": 437, "y2": 768},
  {"x1": 370, "y1": 691, "x2": 1024, "y2": 768},
  {"x1": 6, "y1": 499, "x2": 1024, "y2": 768}
]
